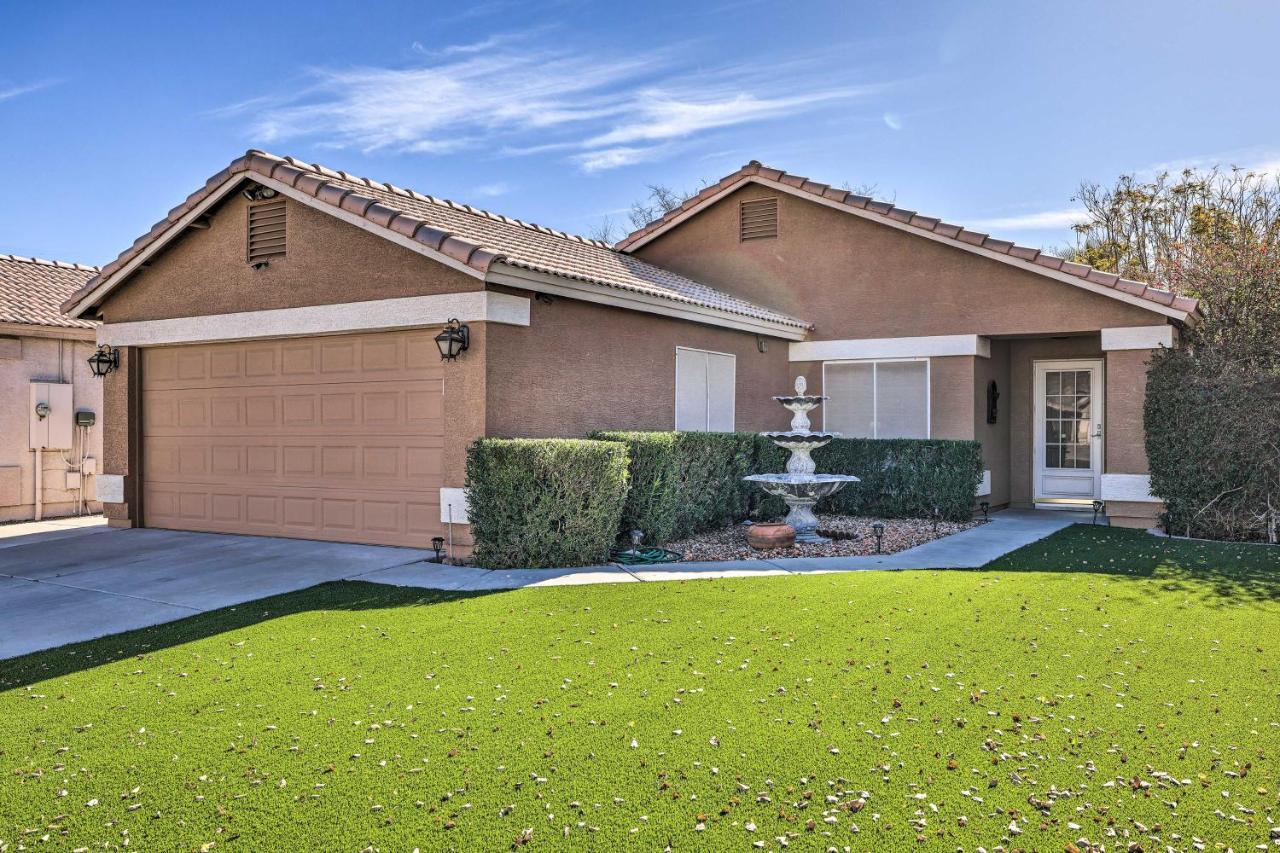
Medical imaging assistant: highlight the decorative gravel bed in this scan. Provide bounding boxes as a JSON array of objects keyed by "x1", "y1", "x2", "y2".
[{"x1": 667, "y1": 514, "x2": 984, "y2": 561}]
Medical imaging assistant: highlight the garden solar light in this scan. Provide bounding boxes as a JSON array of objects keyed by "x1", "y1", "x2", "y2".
[
  {"x1": 932, "y1": 505, "x2": 941, "y2": 535},
  {"x1": 871, "y1": 522, "x2": 885, "y2": 553},
  {"x1": 434, "y1": 318, "x2": 470, "y2": 361},
  {"x1": 979, "y1": 501, "x2": 990, "y2": 521},
  {"x1": 87, "y1": 344, "x2": 119, "y2": 377},
  {"x1": 1092, "y1": 500, "x2": 1105, "y2": 525},
  {"x1": 430, "y1": 536, "x2": 445, "y2": 562}
]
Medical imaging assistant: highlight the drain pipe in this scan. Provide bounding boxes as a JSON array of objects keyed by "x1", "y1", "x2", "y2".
[{"x1": 34, "y1": 448, "x2": 43, "y2": 521}]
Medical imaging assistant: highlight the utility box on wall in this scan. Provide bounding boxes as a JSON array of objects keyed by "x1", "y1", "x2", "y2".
[{"x1": 29, "y1": 383, "x2": 74, "y2": 450}]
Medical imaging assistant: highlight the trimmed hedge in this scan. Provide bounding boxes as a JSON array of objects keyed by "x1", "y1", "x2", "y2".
[
  {"x1": 591, "y1": 431, "x2": 756, "y2": 543},
  {"x1": 465, "y1": 438, "x2": 630, "y2": 568},
  {"x1": 1145, "y1": 348, "x2": 1280, "y2": 541},
  {"x1": 752, "y1": 435, "x2": 984, "y2": 522}
]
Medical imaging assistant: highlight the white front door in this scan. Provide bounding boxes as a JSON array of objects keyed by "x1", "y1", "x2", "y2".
[{"x1": 1033, "y1": 359, "x2": 1104, "y2": 506}]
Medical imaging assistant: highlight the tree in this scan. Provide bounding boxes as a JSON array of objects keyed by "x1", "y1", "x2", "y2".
[{"x1": 1066, "y1": 167, "x2": 1280, "y2": 367}]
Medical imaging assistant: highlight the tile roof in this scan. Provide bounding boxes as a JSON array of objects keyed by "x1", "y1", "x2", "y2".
[
  {"x1": 616, "y1": 161, "x2": 1201, "y2": 319},
  {"x1": 64, "y1": 151, "x2": 810, "y2": 331},
  {"x1": 1, "y1": 254, "x2": 99, "y2": 330}
]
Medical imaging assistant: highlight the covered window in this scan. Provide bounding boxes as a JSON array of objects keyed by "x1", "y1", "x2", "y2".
[
  {"x1": 822, "y1": 359, "x2": 929, "y2": 438},
  {"x1": 675, "y1": 347, "x2": 735, "y2": 431}
]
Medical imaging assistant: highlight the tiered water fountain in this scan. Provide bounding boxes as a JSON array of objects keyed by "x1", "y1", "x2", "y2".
[{"x1": 744, "y1": 376, "x2": 860, "y2": 543}]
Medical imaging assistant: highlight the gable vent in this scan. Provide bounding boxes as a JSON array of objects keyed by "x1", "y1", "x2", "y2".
[
  {"x1": 247, "y1": 199, "x2": 287, "y2": 265},
  {"x1": 739, "y1": 197, "x2": 778, "y2": 241}
]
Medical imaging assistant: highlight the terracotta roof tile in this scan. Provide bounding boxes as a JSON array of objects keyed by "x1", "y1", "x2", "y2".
[
  {"x1": 63, "y1": 151, "x2": 810, "y2": 331},
  {"x1": 1, "y1": 254, "x2": 99, "y2": 329},
  {"x1": 615, "y1": 161, "x2": 1200, "y2": 319}
]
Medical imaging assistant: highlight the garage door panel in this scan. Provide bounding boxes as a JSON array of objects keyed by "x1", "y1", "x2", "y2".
[
  {"x1": 143, "y1": 332, "x2": 442, "y2": 390},
  {"x1": 142, "y1": 330, "x2": 444, "y2": 547}
]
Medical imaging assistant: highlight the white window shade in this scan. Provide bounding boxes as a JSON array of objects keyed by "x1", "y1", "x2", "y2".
[
  {"x1": 823, "y1": 360, "x2": 929, "y2": 438},
  {"x1": 675, "y1": 348, "x2": 736, "y2": 431}
]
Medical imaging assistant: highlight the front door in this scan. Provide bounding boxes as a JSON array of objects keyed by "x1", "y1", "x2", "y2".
[{"x1": 1033, "y1": 359, "x2": 1104, "y2": 506}]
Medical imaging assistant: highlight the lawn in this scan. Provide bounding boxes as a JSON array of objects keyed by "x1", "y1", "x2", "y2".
[{"x1": 2, "y1": 526, "x2": 1278, "y2": 851}]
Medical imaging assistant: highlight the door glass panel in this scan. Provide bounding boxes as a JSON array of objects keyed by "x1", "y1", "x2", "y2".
[{"x1": 1044, "y1": 368, "x2": 1093, "y2": 470}]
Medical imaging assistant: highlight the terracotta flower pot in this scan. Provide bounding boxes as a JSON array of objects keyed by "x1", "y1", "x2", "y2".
[{"x1": 747, "y1": 522, "x2": 796, "y2": 550}]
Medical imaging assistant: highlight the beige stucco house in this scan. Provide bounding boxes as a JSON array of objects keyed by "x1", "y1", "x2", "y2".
[
  {"x1": 1, "y1": 254, "x2": 103, "y2": 522},
  {"x1": 61, "y1": 151, "x2": 1197, "y2": 552}
]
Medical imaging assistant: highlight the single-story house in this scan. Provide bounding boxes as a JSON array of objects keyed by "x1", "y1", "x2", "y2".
[
  {"x1": 61, "y1": 151, "x2": 1197, "y2": 551},
  {"x1": 2, "y1": 254, "x2": 103, "y2": 522}
]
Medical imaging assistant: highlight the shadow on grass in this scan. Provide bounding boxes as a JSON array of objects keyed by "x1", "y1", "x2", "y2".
[
  {"x1": 980, "y1": 523, "x2": 1280, "y2": 605},
  {"x1": 0, "y1": 581, "x2": 496, "y2": 692}
]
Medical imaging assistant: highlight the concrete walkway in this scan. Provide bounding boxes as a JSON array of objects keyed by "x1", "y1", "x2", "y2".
[
  {"x1": 351, "y1": 510, "x2": 1082, "y2": 588},
  {"x1": 1, "y1": 510, "x2": 1080, "y2": 660}
]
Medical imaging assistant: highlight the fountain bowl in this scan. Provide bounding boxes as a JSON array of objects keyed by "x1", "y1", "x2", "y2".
[{"x1": 743, "y1": 473, "x2": 859, "y2": 500}]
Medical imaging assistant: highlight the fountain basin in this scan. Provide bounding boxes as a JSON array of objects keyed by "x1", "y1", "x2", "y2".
[{"x1": 744, "y1": 473, "x2": 860, "y2": 543}]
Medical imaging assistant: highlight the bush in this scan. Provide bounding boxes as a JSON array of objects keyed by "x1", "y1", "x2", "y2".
[
  {"x1": 592, "y1": 431, "x2": 756, "y2": 542},
  {"x1": 465, "y1": 438, "x2": 630, "y2": 568},
  {"x1": 1145, "y1": 348, "x2": 1280, "y2": 541},
  {"x1": 751, "y1": 435, "x2": 983, "y2": 522}
]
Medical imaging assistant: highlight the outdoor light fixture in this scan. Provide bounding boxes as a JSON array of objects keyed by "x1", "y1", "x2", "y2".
[
  {"x1": 979, "y1": 501, "x2": 990, "y2": 521},
  {"x1": 932, "y1": 505, "x2": 941, "y2": 535},
  {"x1": 87, "y1": 345, "x2": 119, "y2": 377},
  {"x1": 871, "y1": 522, "x2": 885, "y2": 554},
  {"x1": 1092, "y1": 499, "x2": 1105, "y2": 525},
  {"x1": 430, "y1": 536, "x2": 445, "y2": 562},
  {"x1": 434, "y1": 319, "x2": 470, "y2": 361}
]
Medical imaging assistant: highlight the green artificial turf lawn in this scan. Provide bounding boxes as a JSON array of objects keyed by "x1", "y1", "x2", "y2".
[{"x1": 2, "y1": 525, "x2": 1278, "y2": 851}]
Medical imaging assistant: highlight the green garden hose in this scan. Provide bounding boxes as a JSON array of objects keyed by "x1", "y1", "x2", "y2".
[{"x1": 611, "y1": 546, "x2": 683, "y2": 565}]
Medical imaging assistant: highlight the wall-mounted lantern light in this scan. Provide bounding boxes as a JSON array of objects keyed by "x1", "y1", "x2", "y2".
[
  {"x1": 87, "y1": 345, "x2": 120, "y2": 378},
  {"x1": 434, "y1": 319, "x2": 470, "y2": 361}
]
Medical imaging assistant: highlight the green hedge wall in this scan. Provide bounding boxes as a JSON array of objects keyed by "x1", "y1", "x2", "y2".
[
  {"x1": 465, "y1": 438, "x2": 630, "y2": 568},
  {"x1": 751, "y1": 435, "x2": 984, "y2": 522},
  {"x1": 1145, "y1": 348, "x2": 1280, "y2": 541},
  {"x1": 591, "y1": 431, "x2": 756, "y2": 542}
]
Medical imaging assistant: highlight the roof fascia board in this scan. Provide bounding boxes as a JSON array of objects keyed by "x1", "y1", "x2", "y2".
[
  {"x1": 623, "y1": 175, "x2": 1191, "y2": 324},
  {"x1": 66, "y1": 171, "x2": 489, "y2": 320},
  {"x1": 789, "y1": 334, "x2": 991, "y2": 362},
  {"x1": 98, "y1": 292, "x2": 528, "y2": 347},
  {"x1": 0, "y1": 321, "x2": 97, "y2": 341},
  {"x1": 487, "y1": 263, "x2": 808, "y2": 341}
]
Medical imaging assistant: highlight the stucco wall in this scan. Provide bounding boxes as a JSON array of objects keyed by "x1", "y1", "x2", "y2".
[
  {"x1": 972, "y1": 340, "x2": 1012, "y2": 507},
  {"x1": 0, "y1": 332, "x2": 103, "y2": 523},
  {"x1": 633, "y1": 182, "x2": 1166, "y2": 339},
  {"x1": 94, "y1": 192, "x2": 481, "y2": 323},
  {"x1": 484, "y1": 289, "x2": 792, "y2": 437}
]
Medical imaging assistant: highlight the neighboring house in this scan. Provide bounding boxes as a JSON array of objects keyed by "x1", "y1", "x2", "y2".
[
  {"x1": 1, "y1": 254, "x2": 103, "y2": 522},
  {"x1": 61, "y1": 152, "x2": 1196, "y2": 552}
]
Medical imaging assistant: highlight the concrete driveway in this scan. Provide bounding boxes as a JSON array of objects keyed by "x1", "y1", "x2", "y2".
[{"x1": 0, "y1": 518, "x2": 432, "y2": 660}]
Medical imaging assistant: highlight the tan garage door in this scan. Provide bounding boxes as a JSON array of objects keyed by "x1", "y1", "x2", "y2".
[{"x1": 142, "y1": 330, "x2": 443, "y2": 547}]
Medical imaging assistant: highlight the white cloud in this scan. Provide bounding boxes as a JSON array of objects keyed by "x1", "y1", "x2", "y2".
[
  {"x1": 882, "y1": 112, "x2": 902, "y2": 131},
  {"x1": 967, "y1": 208, "x2": 1089, "y2": 231},
  {"x1": 471, "y1": 181, "x2": 511, "y2": 197},
  {"x1": 224, "y1": 40, "x2": 884, "y2": 171},
  {"x1": 0, "y1": 79, "x2": 57, "y2": 102}
]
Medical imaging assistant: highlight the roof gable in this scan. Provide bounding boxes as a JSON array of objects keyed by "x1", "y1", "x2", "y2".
[
  {"x1": 64, "y1": 152, "x2": 809, "y2": 335},
  {"x1": 617, "y1": 161, "x2": 1200, "y2": 324}
]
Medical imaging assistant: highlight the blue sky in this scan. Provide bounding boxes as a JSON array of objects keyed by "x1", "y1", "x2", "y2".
[{"x1": 3, "y1": 0, "x2": 1278, "y2": 265}]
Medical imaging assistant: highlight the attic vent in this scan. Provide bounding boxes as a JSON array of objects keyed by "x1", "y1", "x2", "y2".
[
  {"x1": 247, "y1": 199, "x2": 287, "y2": 266},
  {"x1": 739, "y1": 197, "x2": 778, "y2": 241}
]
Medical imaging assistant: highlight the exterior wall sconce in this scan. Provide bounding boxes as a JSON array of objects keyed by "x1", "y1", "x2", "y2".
[
  {"x1": 434, "y1": 319, "x2": 470, "y2": 361},
  {"x1": 88, "y1": 345, "x2": 120, "y2": 377},
  {"x1": 870, "y1": 521, "x2": 885, "y2": 553}
]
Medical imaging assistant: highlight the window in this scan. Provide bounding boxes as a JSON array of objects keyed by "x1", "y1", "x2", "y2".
[
  {"x1": 739, "y1": 197, "x2": 778, "y2": 240},
  {"x1": 675, "y1": 347, "x2": 735, "y2": 431},
  {"x1": 822, "y1": 360, "x2": 929, "y2": 438},
  {"x1": 247, "y1": 199, "x2": 287, "y2": 265}
]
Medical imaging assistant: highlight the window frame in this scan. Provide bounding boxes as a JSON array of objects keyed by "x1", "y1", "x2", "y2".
[
  {"x1": 674, "y1": 346, "x2": 737, "y2": 432},
  {"x1": 820, "y1": 357, "x2": 931, "y2": 439}
]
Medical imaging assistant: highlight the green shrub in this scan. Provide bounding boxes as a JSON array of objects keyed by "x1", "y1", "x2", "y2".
[
  {"x1": 592, "y1": 431, "x2": 756, "y2": 542},
  {"x1": 465, "y1": 438, "x2": 630, "y2": 568},
  {"x1": 751, "y1": 435, "x2": 983, "y2": 522},
  {"x1": 1145, "y1": 348, "x2": 1280, "y2": 541}
]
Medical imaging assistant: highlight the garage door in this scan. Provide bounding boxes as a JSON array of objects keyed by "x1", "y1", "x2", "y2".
[{"x1": 142, "y1": 330, "x2": 443, "y2": 547}]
